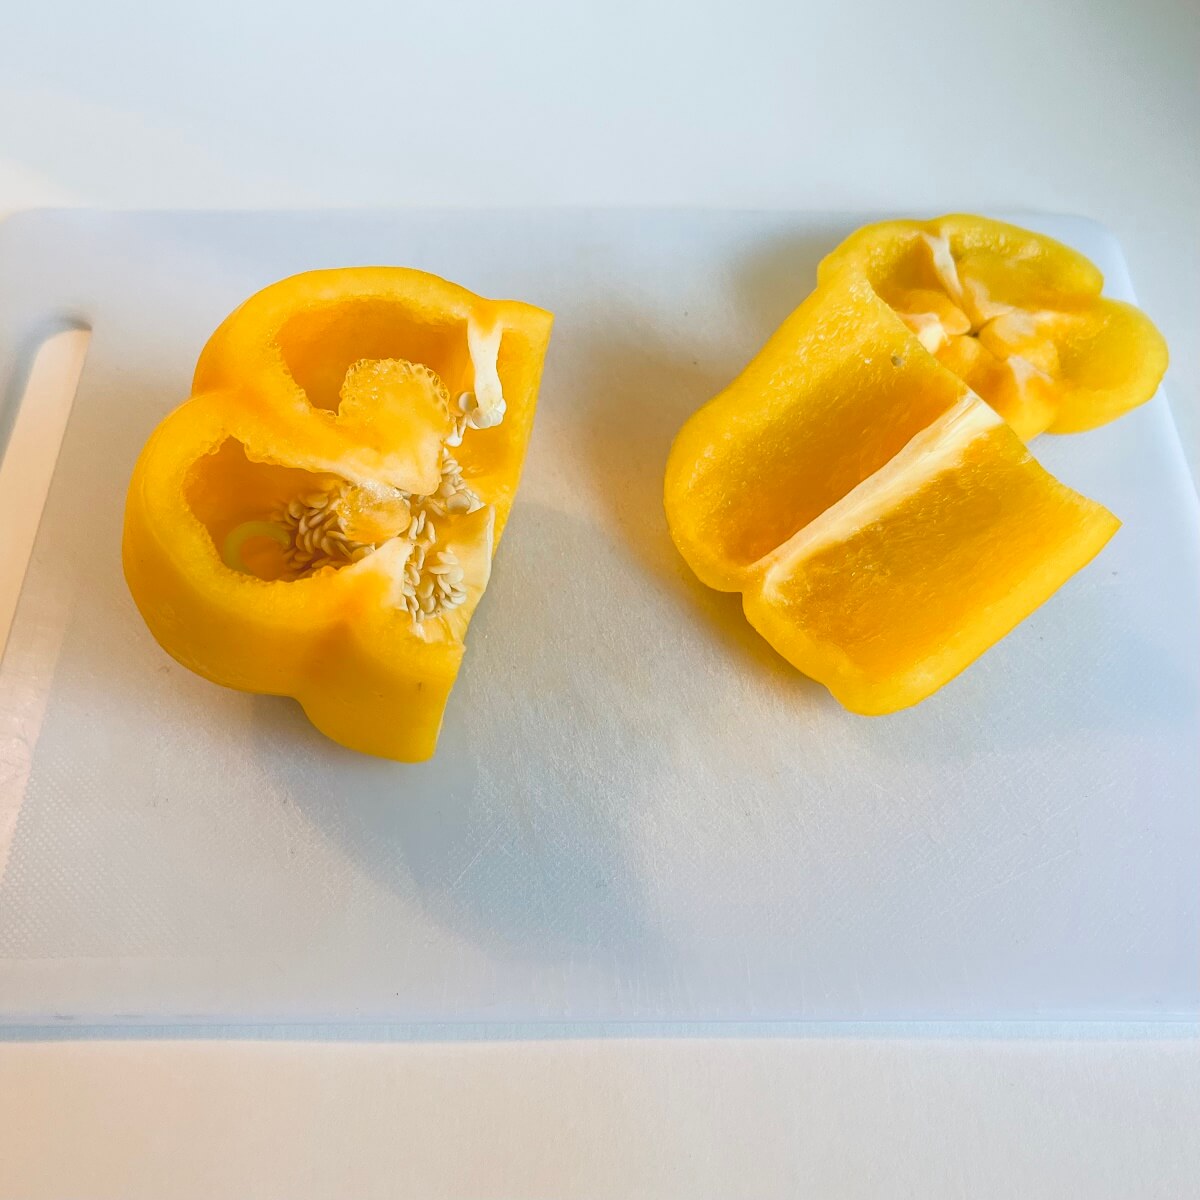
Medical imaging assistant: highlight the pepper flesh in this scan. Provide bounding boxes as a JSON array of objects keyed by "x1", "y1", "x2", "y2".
[
  {"x1": 124, "y1": 267, "x2": 552, "y2": 761},
  {"x1": 817, "y1": 214, "x2": 1168, "y2": 440},
  {"x1": 663, "y1": 216, "x2": 1157, "y2": 713}
]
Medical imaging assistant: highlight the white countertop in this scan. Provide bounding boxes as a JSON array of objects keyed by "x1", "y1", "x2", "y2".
[
  {"x1": 0, "y1": 1, "x2": 1197, "y2": 1196},
  {"x1": 2, "y1": 1029, "x2": 1198, "y2": 1198}
]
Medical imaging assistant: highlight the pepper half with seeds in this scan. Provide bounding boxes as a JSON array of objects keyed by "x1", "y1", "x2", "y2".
[{"x1": 123, "y1": 267, "x2": 553, "y2": 761}]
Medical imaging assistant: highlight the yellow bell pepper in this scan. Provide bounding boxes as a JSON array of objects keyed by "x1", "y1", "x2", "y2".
[
  {"x1": 664, "y1": 217, "x2": 1154, "y2": 714},
  {"x1": 123, "y1": 267, "x2": 552, "y2": 761},
  {"x1": 818, "y1": 214, "x2": 1167, "y2": 439}
]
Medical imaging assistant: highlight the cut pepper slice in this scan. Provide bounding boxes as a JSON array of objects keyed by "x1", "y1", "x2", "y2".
[
  {"x1": 664, "y1": 216, "x2": 1138, "y2": 714},
  {"x1": 743, "y1": 397, "x2": 1118, "y2": 713},
  {"x1": 124, "y1": 267, "x2": 552, "y2": 761}
]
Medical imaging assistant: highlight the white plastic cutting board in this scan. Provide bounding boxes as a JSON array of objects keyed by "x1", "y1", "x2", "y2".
[{"x1": 0, "y1": 210, "x2": 1195, "y2": 1025}]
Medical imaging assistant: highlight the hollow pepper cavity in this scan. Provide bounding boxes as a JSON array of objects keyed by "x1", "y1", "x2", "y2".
[{"x1": 123, "y1": 267, "x2": 553, "y2": 761}]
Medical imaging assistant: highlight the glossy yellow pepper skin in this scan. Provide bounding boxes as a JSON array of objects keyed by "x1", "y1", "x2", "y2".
[
  {"x1": 818, "y1": 214, "x2": 1168, "y2": 440},
  {"x1": 664, "y1": 215, "x2": 1161, "y2": 714},
  {"x1": 123, "y1": 267, "x2": 552, "y2": 761}
]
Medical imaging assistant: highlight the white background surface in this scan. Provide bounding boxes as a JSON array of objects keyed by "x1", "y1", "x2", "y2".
[
  {"x1": 0, "y1": 1, "x2": 1197, "y2": 1196},
  {"x1": 5, "y1": 210, "x2": 1196, "y2": 1031}
]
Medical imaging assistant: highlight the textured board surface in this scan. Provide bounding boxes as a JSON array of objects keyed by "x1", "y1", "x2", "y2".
[{"x1": 0, "y1": 210, "x2": 1196, "y2": 1025}]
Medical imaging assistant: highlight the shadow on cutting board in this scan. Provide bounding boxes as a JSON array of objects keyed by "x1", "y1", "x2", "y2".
[
  {"x1": 254, "y1": 682, "x2": 662, "y2": 968},
  {"x1": 558, "y1": 222, "x2": 849, "y2": 702},
  {"x1": 251, "y1": 504, "x2": 679, "y2": 969},
  {"x1": 563, "y1": 314, "x2": 820, "y2": 695}
]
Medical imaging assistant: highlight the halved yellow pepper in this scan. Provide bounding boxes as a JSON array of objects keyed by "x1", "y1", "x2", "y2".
[
  {"x1": 124, "y1": 267, "x2": 552, "y2": 761},
  {"x1": 664, "y1": 217, "x2": 1150, "y2": 713},
  {"x1": 818, "y1": 214, "x2": 1168, "y2": 439}
]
